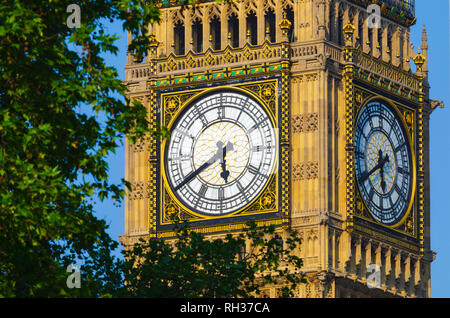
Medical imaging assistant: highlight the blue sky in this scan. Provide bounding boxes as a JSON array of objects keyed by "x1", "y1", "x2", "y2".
[
  {"x1": 94, "y1": 1, "x2": 450, "y2": 298},
  {"x1": 411, "y1": 0, "x2": 450, "y2": 298}
]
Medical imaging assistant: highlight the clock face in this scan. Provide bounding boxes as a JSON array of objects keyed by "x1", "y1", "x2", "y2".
[
  {"x1": 354, "y1": 100, "x2": 413, "y2": 225},
  {"x1": 165, "y1": 91, "x2": 277, "y2": 216}
]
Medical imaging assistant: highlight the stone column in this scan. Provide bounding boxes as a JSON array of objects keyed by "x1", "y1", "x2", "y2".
[
  {"x1": 126, "y1": 31, "x2": 133, "y2": 64},
  {"x1": 221, "y1": 5, "x2": 228, "y2": 48},
  {"x1": 384, "y1": 247, "x2": 392, "y2": 289},
  {"x1": 203, "y1": 10, "x2": 210, "y2": 52},
  {"x1": 392, "y1": 27, "x2": 401, "y2": 67},
  {"x1": 317, "y1": 0, "x2": 326, "y2": 40},
  {"x1": 381, "y1": 27, "x2": 389, "y2": 62},
  {"x1": 363, "y1": 16, "x2": 371, "y2": 54},
  {"x1": 185, "y1": 13, "x2": 192, "y2": 53},
  {"x1": 239, "y1": 4, "x2": 246, "y2": 47},
  {"x1": 373, "y1": 23, "x2": 381, "y2": 58},
  {"x1": 257, "y1": 3, "x2": 264, "y2": 44}
]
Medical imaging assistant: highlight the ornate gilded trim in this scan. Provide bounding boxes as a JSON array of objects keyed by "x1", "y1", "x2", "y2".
[
  {"x1": 343, "y1": 38, "x2": 356, "y2": 233},
  {"x1": 154, "y1": 76, "x2": 290, "y2": 236},
  {"x1": 154, "y1": 61, "x2": 284, "y2": 88},
  {"x1": 350, "y1": 85, "x2": 422, "y2": 253}
]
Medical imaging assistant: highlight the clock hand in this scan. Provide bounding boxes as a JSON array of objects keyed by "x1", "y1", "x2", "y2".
[
  {"x1": 220, "y1": 161, "x2": 230, "y2": 183},
  {"x1": 174, "y1": 162, "x2": 209, "y2": 192},
  {"x1": 377, "y1": 149, "x2": 386, "y2": 193},
  {"x1": 174, "y1": 141, "x2": 233, "y2": 191},
  {"x1": 379, "y1": 153, "x2": 389, "y2": 193},
  {"x1": 359, "y1": 151, "x2": 390, "y2": 184},
  {"x1": 359, "y1": 161, "x2": 382, "y2": 183},
  {"x1": 380, "y1": 164, "x2": 386, "y2": 193},
  {"x1": 219, "y1": 141, "x2": 233, "y2": 183}
]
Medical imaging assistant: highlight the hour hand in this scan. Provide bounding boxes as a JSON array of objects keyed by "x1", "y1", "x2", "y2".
[
  {"x1": 218, "y1": 141, "x2": 233, "y2": 183},
  {"x1": 359, "y1": 152, "x2": 389, "y2": 184},
  {"x1": 212, "y1": 141, "x2": 234, "y2": 164},
  {"x1": 174, "y1": 141, "x2": 233, "y2": 191}
]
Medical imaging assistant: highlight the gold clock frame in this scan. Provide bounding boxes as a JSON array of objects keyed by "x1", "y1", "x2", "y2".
[
  {"x1": 343, "y1": 30, "x2": 426, "y2": 256},
  {"x1": 154, "y1": 77, "x2": 290, "y2": 236},
  {"x1": 346, "y1": 81, "x2": 424, "y2": 254},
  {"x1": 353, "y1": 94, "x2": 417, "y2": 234}
]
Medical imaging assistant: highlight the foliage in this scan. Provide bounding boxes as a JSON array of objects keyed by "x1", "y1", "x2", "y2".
[
  {"x1": 0, "y1": 0, "x2": 162, "y2": 297},
  {"x1": 0, "y1": 0, "x2": 303, "y2": 298},
  {"x1": 113, "y1": 221, "x2": 305, "y2": 298}
]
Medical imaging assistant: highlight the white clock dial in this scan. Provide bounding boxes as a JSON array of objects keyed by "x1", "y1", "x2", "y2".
[
  {"x1": 355, "y1": 100, "x2": 413, "y2": 225},
  {"x1": 165, "y1": 91, "x2": 277, "y2": 215}
]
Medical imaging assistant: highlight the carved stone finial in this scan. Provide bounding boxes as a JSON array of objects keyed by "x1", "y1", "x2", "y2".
[{"x1": 421, "y1": 25, "x2": 428, "y2": 50}]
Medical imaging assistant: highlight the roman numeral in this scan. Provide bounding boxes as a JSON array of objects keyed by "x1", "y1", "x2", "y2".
[
  {"x1": 359, "y1": 170, "x2": 370, "y2": 183},
  {"x1": 236, "y1": 181, "x2": 250, "y2": 203},
  {"x1": 218, "y1": 188, "x2": 224, "y2": 201},
  {"x1": 355, "y1": 150, "x2": 365, "y2": 159},
  {"x1": 389, "y1": 196, "x2": 395, "y2": 209},
  {"x1": 217, "y1": 97, "x2": 225, "y2": 120},
  {"x1": 175, "y1": 129, "x2": 194, "y2": 140},
  {"x1": 394, "y1": 142, "x2": 406, "y2": 153},
  {"x1": 193, "y1": 104, "x2": 208, "y2": 128},
  {"x1": 369, "y1": 187, "x2": 375, "y2": 201},
  {"x1": 248, "y1": 164, "x2": 260, "y2": 174},
  {"x1": 248, "y1": 164, "x2": 269, "y2": 179},
  {"x1": 248, "y1": 118, "x2": 267, "y2": 134},
  {"x1": 369, "y1": 117, "x2": 374, "y2": 130},
  {"x1": 193, "y1": 184, "x2": 208, "y2": 208},
  {"x1": 253, "y1": 145, "x2": 275, "y2": 152},
  {"x1": 394, "y1": 184, "x2": 406, "y2": 199},
  {"x1": 168, "y1": 155, "x2": 191, "y2": 162},
  {"x1": 198, "y1": 184, "x2": 208, "y2": 197},
  {"x1": 235, "y1": 108, "x2": 244, "y2": 123}
]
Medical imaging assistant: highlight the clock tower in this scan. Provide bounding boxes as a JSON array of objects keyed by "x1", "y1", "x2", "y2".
[{"x1": 121, "y1": 0, "x2": 442, "y2": 298}]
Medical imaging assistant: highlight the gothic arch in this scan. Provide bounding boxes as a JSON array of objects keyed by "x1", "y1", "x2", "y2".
[
  {"x1": 224, "y1": 1, "x2": 239, "y2": 17},
  {"x1": 191, "y1": 8, "x2": 203, "y2": 21},
  {"x1": 281, "y1": 0, "x2": 294, "y2": 10},
  {"x1": 263, "y1": 0, "x2": 275, "y2": 13},
  {"x1": 170, "y1": 8, "x2": 184, "y2": 25},
  {"x1": 242, "y1": 0, "x2": 258, "y2": 15},
  {"x1": 206, "y1": 3, "x2": 221, "y2": 20}
]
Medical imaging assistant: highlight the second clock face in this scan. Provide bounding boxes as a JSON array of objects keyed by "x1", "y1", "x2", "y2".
[
  {"x1": 355, "y1": 100, "x2": 413, "y2": 225},
  {"x1": 165, "y1": 91, "x2": 277, "y2": 216}
]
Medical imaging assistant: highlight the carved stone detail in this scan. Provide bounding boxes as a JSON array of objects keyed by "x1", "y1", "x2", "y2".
[
  {"x1": 292, "y1": 161, "x2": 319, "y2": 181},
  {"x1": 129, "y1": 181, "x2": 150, "y2": 200},
  {"x1": 292, "y1": 112, "x2": 319, "y2": 134}
]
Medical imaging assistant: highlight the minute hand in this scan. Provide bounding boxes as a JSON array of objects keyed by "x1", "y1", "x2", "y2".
[
  {"x1": 174, "y1": 142, "x2": 233, "y2": 191},
  {"x1": 359, "y1": 155, "x2": 389, "y2": 183}
]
